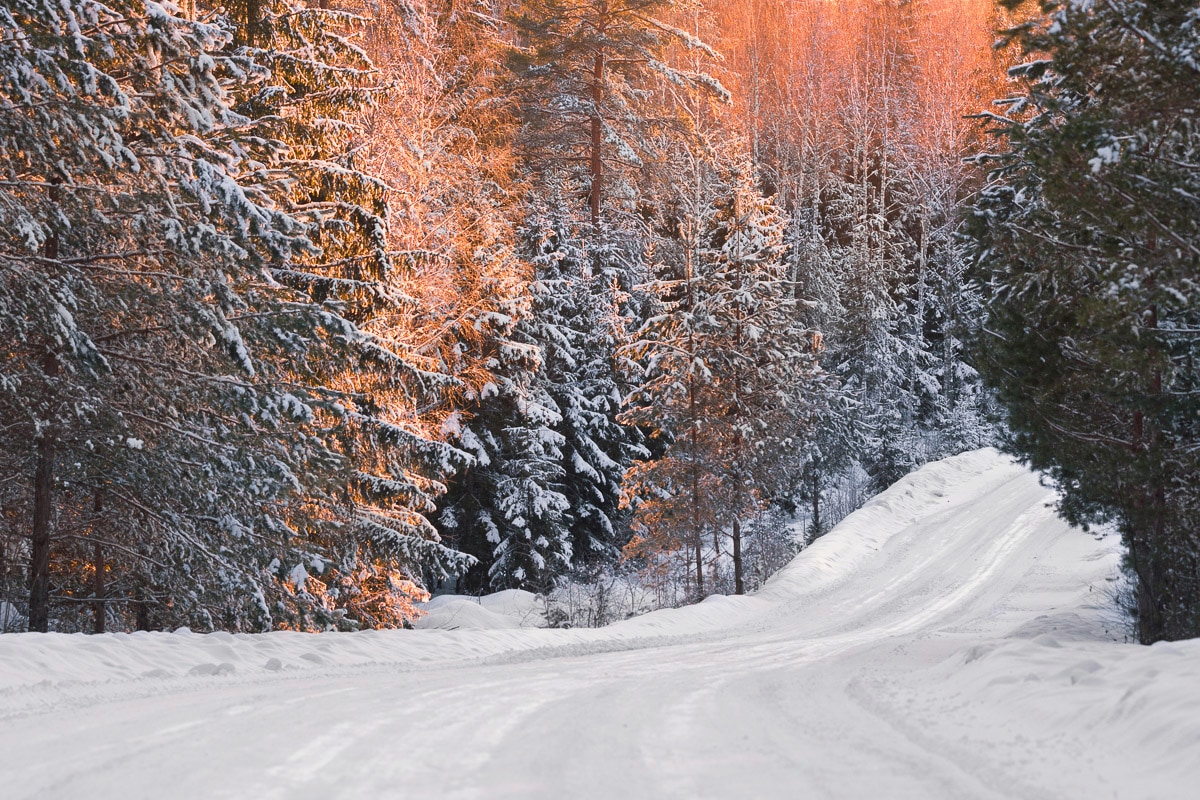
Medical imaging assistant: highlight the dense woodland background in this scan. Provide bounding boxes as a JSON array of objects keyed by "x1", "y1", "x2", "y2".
[{"x1": 1, "y1": 0, "x2": 1196, "y2": 643}]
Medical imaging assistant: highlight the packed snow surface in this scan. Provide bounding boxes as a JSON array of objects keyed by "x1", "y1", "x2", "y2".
[{"x1": 2, "y1": 449, "x2": 1198, "y2": 799}]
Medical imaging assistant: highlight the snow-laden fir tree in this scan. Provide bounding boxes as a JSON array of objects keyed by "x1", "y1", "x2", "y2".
[
  {"x1": 0, "y1": 0, "x2": 472, "y2": 632},
  {"x1": 430, "y1": 0, "x2": 726, "y2": 591},
  {"x1": 970, "y1": 0, "x2": 1200, "y2": 643},
  {"x1": 780, "y1": 199, "x2": 860, "y2": 541},
  {"x1": 435, "y1": 313, "x2": 572, "y2": 592},
  {"x1": 823, "y1": 157, "x2": 915, "y2": 493},
  {"x1": 522, "y1": 211, "x2": 648, "y2": 568},
  {"x1": 0, "y1": 0, "x2": 308, "y2": 631},
  {"x1": 436, "y1": 209, "x2": 648, "y2": 591}
]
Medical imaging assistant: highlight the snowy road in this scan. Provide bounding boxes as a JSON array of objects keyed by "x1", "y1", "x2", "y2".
[{"x1": 2, "y1": 450, "x2": 1198, "y2": 799}]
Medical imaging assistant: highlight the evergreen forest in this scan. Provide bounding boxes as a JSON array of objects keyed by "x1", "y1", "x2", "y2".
[{"x1": 1, "y1": 0, "x2": 1196, "y2": 645}]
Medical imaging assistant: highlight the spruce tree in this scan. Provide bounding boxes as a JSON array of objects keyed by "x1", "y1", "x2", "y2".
[
  {"x1": 0, "y1": 0, "x2": 472, "y2": 632},
  {"x1": 522, "y1": 212, "x2": 648, "y2": 568},
  {"x1": 971, "y1": 0, "x2": 1200, "y2": 642}
]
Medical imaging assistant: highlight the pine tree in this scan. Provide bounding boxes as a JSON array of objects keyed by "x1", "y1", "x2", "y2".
[
  {"x1": 506, "y1": 0, "x2": 727, "y2": 229},
  {"x1": 624, "y1": 140, "x2": 826, "y2": 596}
]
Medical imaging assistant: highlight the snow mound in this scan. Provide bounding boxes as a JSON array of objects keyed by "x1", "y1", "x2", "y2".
[
  {"x1": 414, "y1": 590, "x2": 551, "y2": 631},
  {"x1": 478, "y1": 589, "x2": 545, "y2": 623},
  {"x1": 413, "y1": 598, "x2": 522, "y2": 631}
]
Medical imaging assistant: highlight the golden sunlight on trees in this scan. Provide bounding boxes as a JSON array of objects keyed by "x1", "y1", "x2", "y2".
[
  {"x1": 612, "y1": 0, "x2": 1013, "y2": 594},
  {"x1": 0, "y1": 0, "x2": 1033, "y2": 632},
  {"x1": 707, "y1": 0, "x2": 1008, "y2": 204}
]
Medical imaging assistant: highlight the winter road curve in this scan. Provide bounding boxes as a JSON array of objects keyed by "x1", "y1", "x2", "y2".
[{"x1": 3, "y1": 450, "x2": 1196, "y2": 800}]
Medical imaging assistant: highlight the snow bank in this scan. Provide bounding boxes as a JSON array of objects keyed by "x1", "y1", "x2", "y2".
[
  {"x1": 856, "y1": 627, "x2": 1200, "y2": 798},
  {"x1": 950, "y1": 634, "x2": 1200, "y2": 768},
  {"x1": 762, "y1": 448, "x2": 1026, "y2": 603},
  {"x1": 414, "y1": 589, "x2": 546, "y2": 630}
]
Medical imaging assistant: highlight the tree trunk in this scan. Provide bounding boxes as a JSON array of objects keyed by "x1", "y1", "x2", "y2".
[
  {"x1": 1132, "y1": 298, "x2": 1172, "y2": 642},
  {"x1": 1129, "y1": 508, "x2": 1166, "y2": 643},
  {"x1": 244, "y1": 0, "x2": 263, "y2": 47},
  {"x1": 912, "y1": 206, "x2": 929, "y2": 426},
  {"x1": 688, "y1": 341, "x2": 702, "y2": 599},
  {"x1": 732, "y1": 517, "x2": 744, "y2": 596},
  {"x1": 944, "y1": 318, "x2": 957, "y2": 411},
  {"x1": 92, "y1": 490, "x2": 105, "y2": 634},
  {"x1": 29, "y1": 186, "x2": 62, "y2": 633},
  {"x1": 135, "y1": 589, "x2": 152, "y2": 632},
  {"x1": 28, "y1": 432, "x2": 54, "y2": 633},
  {"x1": 811, "y1": 470, "x2": 821, "y2": 540},
  {"x1": 589, "y1": 48, "x2": 605, "y2": 230},
  {"x1": 92, "y1": 541, "x2": 105, "y2": 634},
  {"x1": 0, "y1": 510, "x2": 7, "y2": 628}
]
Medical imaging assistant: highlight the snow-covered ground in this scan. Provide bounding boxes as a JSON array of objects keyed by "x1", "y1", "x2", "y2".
[{"x1": 2, "y1": 449, "x2": 1198, "y2": 799}]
